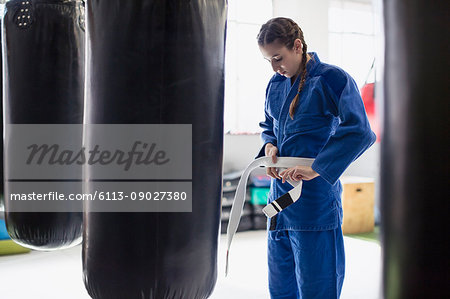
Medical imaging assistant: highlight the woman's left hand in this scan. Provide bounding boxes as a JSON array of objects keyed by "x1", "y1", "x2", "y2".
[{"x1": 279, "y1": 166, "x2": 319, "y2": 183}]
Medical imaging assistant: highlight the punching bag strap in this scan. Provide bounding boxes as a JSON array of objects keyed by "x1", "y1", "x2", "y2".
[
  {"x1": 13, "y1": 1, "x2": 33, "y2": 29},
  {"x1": 225, "y1": 156, "x2": 315, "y2": 276}
]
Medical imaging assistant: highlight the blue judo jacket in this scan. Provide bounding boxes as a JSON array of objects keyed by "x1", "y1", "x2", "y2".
[{"x1": 255, "y1": 52, "x2": 376, "y2": 231}]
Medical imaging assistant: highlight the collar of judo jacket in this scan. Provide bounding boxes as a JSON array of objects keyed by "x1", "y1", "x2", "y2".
[{"x1": 305, "y1": 52, "x2": 321, "y2": 78}]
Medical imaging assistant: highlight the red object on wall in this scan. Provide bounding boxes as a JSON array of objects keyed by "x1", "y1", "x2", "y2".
[
  {"x1": 361, "y1": 83, "x2": 375, "y2": 115},
  {"x1": 361, "y1": 82, "x2": 380, "y2": 142}
]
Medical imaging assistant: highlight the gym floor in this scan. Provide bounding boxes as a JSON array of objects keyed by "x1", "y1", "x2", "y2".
[{"x1": 0, "y1": 230, "x2": 381, "y2": 299}]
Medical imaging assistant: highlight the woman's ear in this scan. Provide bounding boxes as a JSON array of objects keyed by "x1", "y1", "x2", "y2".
[{"x1": 294, "y1": 39, "x2": 303, "y2": 54}]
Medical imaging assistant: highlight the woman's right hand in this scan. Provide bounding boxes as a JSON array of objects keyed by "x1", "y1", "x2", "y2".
[{"x1": 265, "y1": 143, "x2": 281, "y2": 179}]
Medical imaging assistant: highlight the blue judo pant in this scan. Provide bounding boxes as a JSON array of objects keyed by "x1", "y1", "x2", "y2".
[{"x1": 268, "y1": 225, "x2": 345, "y2": 299}]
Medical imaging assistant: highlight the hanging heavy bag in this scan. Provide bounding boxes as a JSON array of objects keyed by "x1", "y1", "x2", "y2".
[
  {"x1": 82, "y1": 1, "x2": 226, "y2": 298},
  {"x1": 2, "y1": 0, "x2": 85, "y2": 250},
  {"x1": 360, "y1": 58, "x2": 380, "y2": 142}
]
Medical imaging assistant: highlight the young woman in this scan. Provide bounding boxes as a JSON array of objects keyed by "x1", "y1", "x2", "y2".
[{"x1": 255, "y1": 17, "x2": 376, "y2": 298}]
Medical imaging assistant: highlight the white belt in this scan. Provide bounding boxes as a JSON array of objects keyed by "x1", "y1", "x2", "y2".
[{"x1": 225, "y1": 156, "x2": 315, "y2": 275}]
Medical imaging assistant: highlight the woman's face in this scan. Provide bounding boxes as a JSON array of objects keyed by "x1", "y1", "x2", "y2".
[{"x1": 259, "y1": 39, "x2": 303, "y2": 78}]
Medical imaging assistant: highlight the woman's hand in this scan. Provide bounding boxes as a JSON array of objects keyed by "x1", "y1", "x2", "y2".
[
  {"x1": 265, "y1": 143, "x2": 282, "y2": 179},
  {"x1": 279, "y1": 166, "x2": 319, "y2": 183}
]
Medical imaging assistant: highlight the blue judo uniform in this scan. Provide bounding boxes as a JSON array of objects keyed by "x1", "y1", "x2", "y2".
[{"x1": 255, "y1": 52, "x2": 376, "y2": 299}]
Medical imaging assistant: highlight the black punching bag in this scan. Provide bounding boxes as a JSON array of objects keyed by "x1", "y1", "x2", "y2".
[
  {"x1": 382, "y1": 0, "x2": 450, "y2": 298},
  {"x1": 82, "y1": 1, "x2": 226, "y2": 298},
  {"x1": 2, "y1": 0, "x2": 85, "y2": 249}
]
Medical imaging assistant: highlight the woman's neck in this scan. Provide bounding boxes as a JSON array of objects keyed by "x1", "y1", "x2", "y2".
[{"x1": 291, "y1": 53, "x2": 311, "y2": 85}]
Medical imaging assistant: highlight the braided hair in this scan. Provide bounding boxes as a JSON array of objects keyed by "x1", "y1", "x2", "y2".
[{"x1": 257, "y1": 17, "x2": 308, "y2": 120}]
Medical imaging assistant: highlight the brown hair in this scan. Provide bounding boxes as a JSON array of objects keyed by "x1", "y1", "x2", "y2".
[{"x1": 257, "y1": 17, "x2": 308, "y2": 120}]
